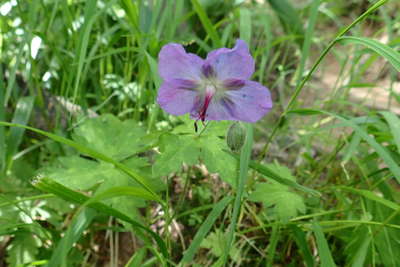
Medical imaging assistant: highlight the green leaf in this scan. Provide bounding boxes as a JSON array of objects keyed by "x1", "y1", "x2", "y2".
[
  {"x1": 340, "y1": 186, "x2": 400, "y2": 211},
  {"x1": 343, "y1": 226, "x2": 371, "y2": 267},
  {"x1": 153, "y1": 134, "x2": 201, "y2": 177},
  {"x1": 44, "y1": 155, "x2": 157, "y2": 216},
  {"x1": 32, "y1": 177, "x2": 169, "y2": 260},
  {"x1": 6, "y1": 231, "x2": 41, "y2": 266},
  {"x1": 248, "y1": 164, "x2": 306, "y2": 222},
  {"x1": 230, "y1": 153, "x2": 319, "y2": 196},
  {"x1": 312, "y1": 222, "x2": 336, "y2": 267},
  {"x1": 154, "y1": 129, "x2": 237, "y2": 185},
  {"x1": 72, "y1": 114, "x2": 147, "y2": 161},
  {"x1": 190, "y1": 0, "x2": 221, "y2": 47},
  {"x1": 289, "y1": 109, "x2": 400, "y2": 184},
  {"x1": 45, "y1": 156, "x2": 104, "y2": 190},
  {"x1": 6, "y1": 96, "x2": 35, "y2": 167},
  {"x1": 224, "y1": 123, "x2": 252, "y2": 264},
  {"x1": 47, "y1": 208, "x2": 96, "y2": 267},
  {"x1": 0, "y1": 119, "x2": 162, "y2": 202},
  {"x1": 249, "y1": 182, "x2": 305, "y2": 222},
  {"x1": 267, "y1": 0, "x2": 305, "y2": 46},
  {"x1": 181, "y1": 196, "x2": 233, "y2": 264},
  {"x1": 239, "y1": 8, "x2": 252, "y2": 45},
  {"x1": 338, "y1": 36, "x2": 400, "y2": 72},
  {"x1": 289, "y1": 225, "x2": 315, "y2": 267},
  {"x1": 0, "y1": 66, "x2": 5, "y2": 171},
  {"x1": 380, "y1": 111, "x2": 400, "y2": 154},
  {"x1": 200, "y1": 229, "x2": 240, "y2": 262},
  {"x1": 199, "y1": 135, "x2": 236, "y2": 185}
]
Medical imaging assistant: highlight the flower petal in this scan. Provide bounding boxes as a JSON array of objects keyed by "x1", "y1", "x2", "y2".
[
  {"x1": 205, "y1": 39, "x2": 255, "y2": 80},
  {"x1": 195, "y1": 81, "x2": 272, "y2": 122},
  {"x1": 158, "y1": 43, "x2": 204, "y2": 81},
  {"x1": 157, "y1": 79, "x2": 199, "y2": 116}
]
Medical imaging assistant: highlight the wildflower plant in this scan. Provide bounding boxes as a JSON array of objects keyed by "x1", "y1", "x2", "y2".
[
  {"x1": 2, "y1": 0, "x2": 400, "y2": 266},
  {"x1": 157, "y1": 40, "x2": 273, "y2": 123}
]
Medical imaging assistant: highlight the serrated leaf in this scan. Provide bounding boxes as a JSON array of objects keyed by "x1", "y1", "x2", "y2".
[
  {"x1": 6, "y1": 232, "x2": 41, "y2": 266},
  {"x1": 199, "y1": 135, "x2": 236, "y2": 185},
  {"x1": 44, "y1": 155, "x2": 159, "y2": 217},
  {"x1": 72, "y1": 114, "x2": 147, "y2": 160},
  {"x1": 249, "y1": 182, "x2": 305, "y2": 222},
  {"x1": 265, "y1": 162, "x2": 296, "y2": 182},
  {"x1": 153, "y1": 134, "x2": 201, "y2": 177},
  {"x1": 45, "y1": 156, "x2": 106, "y2": 190},
  {"x1": 173, "y1": 115, "x2": 230, "y2": 137},
  {"x1": 42, "y1": 113, "x2": 164, "y2": 216},
  {"x1": 200, "y1": 230, "x2": 240, "y2": 262},
  {"x1": 154, "y1": 120, "x2": 236, "y2": 185}
]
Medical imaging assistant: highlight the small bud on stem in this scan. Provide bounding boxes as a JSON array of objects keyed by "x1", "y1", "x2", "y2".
[{"x1": 227, "y1": 122, "x2": 246, "y2": 152}]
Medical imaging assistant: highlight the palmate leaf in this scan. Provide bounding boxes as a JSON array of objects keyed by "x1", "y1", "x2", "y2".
[
  {"x1": 44, "y1": 156, "x2": 149, "y2": 217},
  {"x1": 6, "y1": 231, "x2": 41, "y2": 267},
  {"x1": 153, "y1": 120, "x2": 236, "y2": 185},
  {"x1": 153, "y1": 134, "x2": 201, "y2": 178},
  {"x1": 199, "y1": 135, "x2": 236, "y2": 185},
  {"x1": 72, "y1": 114, "x2": 148, "y2": 161},
  {"x1": 43, "y1": 114, "x2": 163, "y2": 217},
  {"x1": 200, "y1": 229, "x2": 240, "y2": 263},
  {"x1": 248, "y1": 163, "x2": 306, "y2": 222}
]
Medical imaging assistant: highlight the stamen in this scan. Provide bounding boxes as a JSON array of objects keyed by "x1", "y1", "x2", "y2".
[{"x1": 199, "y1": 93, "x2": 213, "y2": 121}]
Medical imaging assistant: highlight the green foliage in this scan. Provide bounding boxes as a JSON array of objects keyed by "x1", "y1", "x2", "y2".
[
  {"x1": 154, "y1": 118, "x2": 236, "y2": 185},
  {"x1": 6, "y1": 232, "x2": 41, "y2": 267},
  {"x1": 72, "y1": 114, "x2": 148, "y2": 160},
  {"x1": 249, "y1": 163, "x2": 306, "y2": 222},
  {"x1": 1, "y1": 0, "x2": 400, "y2": 265},
  {"x1": 267, "y1": 0, "x2": 305, "y2": 46},
  {"x1": 44, "y1": 114, "x2": 163, "y2": 216},
  {"x1": 201, "y1": 229, "x2": 240, "y2": 262}
]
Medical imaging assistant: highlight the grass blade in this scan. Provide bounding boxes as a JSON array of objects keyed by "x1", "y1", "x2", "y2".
[
  {"x1": 72, "y1": 0, "x2": 97, "y2": 102},
  {"x1": 266, "y1": 224, "x2": 280, "y2": 267},
  {"x1": 227, "y1": 151, "x2": 319, "y2": 196},
  {"x1": 338, "y1": 36, "x2": 400, "y2": 72},
  {"x1": 84, "y1": 186, "x2": 159, "y2": 204},
  {"x1": 289, "y1": 225, "x2": 315, "y2": 267},
  {"x1": 312, "y1": 221, "x2": 336, "y2": 267},
  {"x1": 296, "y1": 0, "x2": 321, "y2": 85},
  {"x1": 289, "y1": 109, "x2": 400, "y2": 184},
  {"x1": 6, "y1": 96, "x2": 35, "y2": 169},
  {"x1": 261, "y1": 0, "x2": 389, "y2": 157},
  {"x1": 380, "y1": 111, "x2": 400, "y2": 154},
  {"x1": 0, "y1": 121, "x2": 162, "y2": 203},
  {"x1": 340, "y1": 186, "x2": 400, "y2": 211},
  {"x1": 47, "y1": 208, "x2": 96, "y2": 267},
  {"x1": 239, "y1": 8, "x2": 252, "y2": 45},
  {"x1": 180, "y1": 196, "x2": 233, "y2": 264},
  {"x1": 267, "y1": 0, "x2": 305, "y2": 47},
  {"x1": 224, "y1": 123, "x2": 253, "y2": 264},
  {"x1": 190, "y1": 0, "x2": 221, "y2": 47},
  {"x1": 248, "y1": 159, "x2": 320, "y2": 196},
  {"x1": 32, "y1": 176, "x2": 169, "y2": 261},
  {"x1": 0, "y1": 64, "x2": 5, "y2": 172}
]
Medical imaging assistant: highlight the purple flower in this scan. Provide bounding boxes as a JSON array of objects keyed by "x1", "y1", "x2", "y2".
[{"x1": 157, "y1": 40, "x2": 272, "y2": 123}]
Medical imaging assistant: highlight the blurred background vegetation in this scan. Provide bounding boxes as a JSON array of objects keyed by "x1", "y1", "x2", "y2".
[{"x1": 1, "y1": 0, "x2": 400, "y2": 266}]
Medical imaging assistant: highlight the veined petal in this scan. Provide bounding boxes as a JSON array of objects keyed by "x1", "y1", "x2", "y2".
[
  {"x1": 195, "y1": 81, "x2": 272, "y2": 122},
  {"x1": 205, "y1": 39, "x2": 255, "y2": 80},
  {"x1": 158, "y1": 43, "x2": 204, "y2": 81},
  {"x1": 157, "y1": 79, "x2": 199, "y2": 116}
]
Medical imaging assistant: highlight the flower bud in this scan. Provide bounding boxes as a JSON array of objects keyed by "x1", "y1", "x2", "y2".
[{"x1": 227, "y1": 122, "x2": 246, "y2": 152}]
